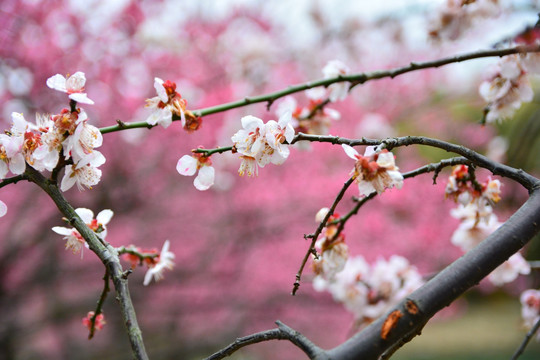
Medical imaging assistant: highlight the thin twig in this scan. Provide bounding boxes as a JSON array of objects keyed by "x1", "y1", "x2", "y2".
[
  {"x1": 0, "y1": 174, "x2": 28, "y2": 189},
  {"x1": 511, "y1": 316, "x2": 540, "y2": 360},
  {"x1": 292, "y1": 177, "x2": 354, "y2": 295},
  {"x1": 204, "y1": 320, "x2": 327, "y2": 360},
  {"x1": 98, "y1": 44, "x2": 540, "y2": 135},
  {"x1": 88, "y1": 270, "x2": 110, "y2": 339}
]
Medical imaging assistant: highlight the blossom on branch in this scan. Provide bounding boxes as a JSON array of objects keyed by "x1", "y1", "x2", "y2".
[
  {"x1": 146, "y1": 78, "x2": 190, "y2": 129},
  {"x1": 231, "y1": 112, "x2": 295, "y2": 175},
  {"x1": 52, "y1": 208, "x2": 114, "y2": 256},
  {"x1": 46, "y1": 72, "x2": 94, "y2": 104},
  {"x1": 0, "y1": 200, "x2": 7, "y2": 217},
  {"x1": 322, "y1": 60, "x2": 350, "y2": 102},
  {"x1": 176, "y1": 152, "x2": 215, "y2": 191},
  {"x1": 342, "y1": 144, "x2": 403, "y2": 197},
  {"x1": 480, "y1": 55, "x2": 533, "y2": 123},
  {"x1": 521, "y1": 289, "x2": 540, "y2": 339},
  {"x1": 82, "y1": 311, "x2": 106, "y2": 331},
  {"x1": 312, "y1": 208, "x2": 349, "y2": 279},
  {"x1": 143, "y1": 240, "x2": 175, "y2": 286},
  {"x1": 60, "y1": 150, "x2": 106, "y2": 191}
]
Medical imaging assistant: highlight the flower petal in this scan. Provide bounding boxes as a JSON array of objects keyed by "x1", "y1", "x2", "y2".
[
  {"x1": 96, "y1": 209, "x2": 114, "y2": 225},
  {"x1": 154, "y1": 78, "x2": 168, "y2": 103},
  {"x1": 176, "y1": 155, "x2": 198, "y2": 176},
  {"x1": 342, "y1": 144, "x2": 359, "y2": 160},
  {"x1": 194, "y1": 166, "x2": 215, "y2": 191},
  {"x1": 46, "y1": 74, "x2": 67, "y2": 92},
  {"x1": 76, "y1": 208, "x2": 94, "y2": 223}
]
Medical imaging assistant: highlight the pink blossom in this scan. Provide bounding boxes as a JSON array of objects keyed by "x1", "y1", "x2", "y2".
[
  {"x1": 145, "y1": 78, "x2": 187, "y2": 129},
  {"x1": 82, "y1": 311, "x2": 106, "y2": 331},
  {"x1": 521, "y1": 289, "x2": 540, "y2": 334},
  {"x1": 488, "y1": 253, "x2": 530, "y2": 286}
]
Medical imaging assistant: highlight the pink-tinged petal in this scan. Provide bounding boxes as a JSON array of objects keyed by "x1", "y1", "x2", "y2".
[
  {"x1": 11, "y1": 112, "x2": 28, "y2": 135},
  {"x1": 69, "y1": 92, "x2": 94, "y2": 105},
  {"x1": 341, "y1": 144, "x2": 359, "y2": 160},
  {"x1": 0, "y1": 200, "x2": 7, "y2": 217},
  {"x1": 46, "y1": 74, "x2": 67, "y2": 92},
  {"x1": 194, "y1": 166, "x2": 215, "y2": 191},
  {"x1": 284, "y1": 123, "x2": 295, "y2": 143},
  {"x1": 176, "y1": 155, "x2": 198, "y2": 176},
  {"x1": 357, "y1": 180, "x2": 376, "y2": 197},
  {"x1": 52, "y1": 226, "x2": 73, "y2": 235},
  {"x1": 96, "y1": 209, "x2": 114, "y2": 225},
  {"x1": 376, "y1": 152, "x2": 396, "y2": 168},
  {"x1": 75, "y1": 208, "x2": 94, "y2": 223},
  {"x1": 154, "y1": 78, "x2": 168, "y2": 103}
]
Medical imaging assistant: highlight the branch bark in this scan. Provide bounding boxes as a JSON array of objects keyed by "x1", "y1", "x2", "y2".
[
  {"x1": 326, "y1": 185, "x2": 540, "y2": 360},
  {"x1": 25, "y1": 167, "x2": 149, "y2": 360}
]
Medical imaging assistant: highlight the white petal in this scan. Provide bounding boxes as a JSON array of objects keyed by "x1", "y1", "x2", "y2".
[
  {"x1": 277, "y1": 111, "x2": 292, "y2": 128},
  {"x1": 154, "y1": 78, "x2": 168, "y2": 103},
  {"x1": 46, "y1": 74, "x2": 67, "y2": 92},
  {"x1": 342, "y1": 144, "x2": 359, "y2": 160},
  {"x1": 376, "y1": 152, "x2": 396, "y2": 168},
  {"x1": 194, "y1": 166, "x2": 215, "y2": 191},
  {"x1": 240, "y1": 115, "x2": 264, "y2": 130},
  {"x1": 66, "y1": 72, "x2": 87, "y2": 92},
  {"x1": 60, "y1": 166, "x2": 76, "y2": 192},
  {"x1": 9, "y1": 153, "x2": 26, "y2": 175},
  {"x1": 176, "y1": 155, "x2": 198, "y2": 176},
  {"x1": 52, "y1": 226, "x2": 73, "y2": 235},
  {"x1": 76, "y1": 208, "x2": 94, "y2": 223},
  {"x1": 96, "y1": 209, "x2": 114, "y2": 225},
  {"x1": 69, "y1": 92, "x2": 94, "y2": 105},
  {"x1": 0, "y1": 200, "x2": 7, "y2": 217}
]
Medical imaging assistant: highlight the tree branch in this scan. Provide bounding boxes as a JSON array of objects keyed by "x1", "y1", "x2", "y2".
[
  {"x1": 293, "y1": 134, "x2": 538, "y2": 190},
  {"x1": 204, "y1": 320, "x2": 328, "y2": 360},
  {"x1": 98, "y1": 44, "x2": 540, "y2": 135},
  {"x1": 24, "y1": 167, "x2": 149, "y2": 360},
  {"x1": 88, "y1": 270, "x2": 110, "y2": 339},
  {"x1": 511, "y1": 315, "x2": 540, "y2": 360},
  {"x1": 326, "y1": 186, "x2": 540, "y2": 360}
]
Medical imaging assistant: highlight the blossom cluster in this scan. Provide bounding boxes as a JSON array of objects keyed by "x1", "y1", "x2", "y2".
[
  {"x1": 342, "y1": 144, "x2": 404, "y2": 197},
  {"x1": 446, "y1": 165, "x2": 530, "y2": 285},
  {"x1": 311, "y1": 208, "x2": 349, "y2": 279},
  {"x1": 313, "y1": 254, "x2": 423, "y2": 327},
  {"x1": 480, "y1": 54, "x2": 535, "y2": 123},
  {"x1": 231, "y1": 112, "x2": 295, "y2": 177},
  {"x1": 0, "y1": 72, "x2": 105, "y2": 199}
]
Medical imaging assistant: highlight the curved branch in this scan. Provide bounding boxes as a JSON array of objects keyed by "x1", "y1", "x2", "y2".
[
  {"x1": 98, "y1": 44, "x2": 540, "y2": 135},
  {"x1": 204, "y1": 320, "x2": 328, "y2": 360},
  {"x1": 0, "y1": 174, "x2": 28, "y2": 189},
  {"x1": 327, "y1": 187, "x2": 540, "y2": 360},
  {"x1": 293, "y1": 134, "x2": 539, "y2": 190},
  {"x1": 24, "y1": 167, "x2": 149, "y2": 360},
  {"x1": 511, "y1": 315, "x2": 540, "y2": 360}
]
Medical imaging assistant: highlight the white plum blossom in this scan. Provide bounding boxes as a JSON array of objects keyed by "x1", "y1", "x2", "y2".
[
  {"x1": 488, "y1": 253, "x2": 530, "y2": 286},
  {"x1": 143, "y1": 240, "x2": 175, "y2": 286},
  {"x1": 313, "y1": 255, "x2": 423, "y2": 326},
  {"x1": 231, "y1": 112, "x2": 295, "y2": 176},
  {"x1": 46, "y1": 72, "x2": 94, "y2": 104},
  {"x1": 342, "y1": 144, "x2": 403, "y2": 197},
  {"x1": 62, "y1": 116, "x2": 103, "y2": 163},
  {"x1": 521, "y1": 289, "x2": 540, "y2": 336},
  {"x1": 60, "y1": 151, "x2": 106, "y2": 192},
  {"x1": 145, "y1": 78, "x2": 187, "y2": 129},
  {"x1": 322, "y1": 60, "x2": 350, "y2": 102},
  {"x1": 480, "y1": 55, "x2": 533, "y2": 123},
  {"x1": 52, "y1": 208, "x2": 114, "y2": 256},
  {"x1": 451, "y1": 212, "x2": 501, "y2": 252},
  {"x1": 176, "y1": 154, "x2": 215, "y2": 191}
]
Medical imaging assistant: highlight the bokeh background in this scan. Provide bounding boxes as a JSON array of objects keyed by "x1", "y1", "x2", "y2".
[{"x1": 1, "y1": 0, "x2": 540, "y2": 359}]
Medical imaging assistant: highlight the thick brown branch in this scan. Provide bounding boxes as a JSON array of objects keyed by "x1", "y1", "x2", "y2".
[{"x1": 327, "y1": 187, "x2": 540, "y2": 360}]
